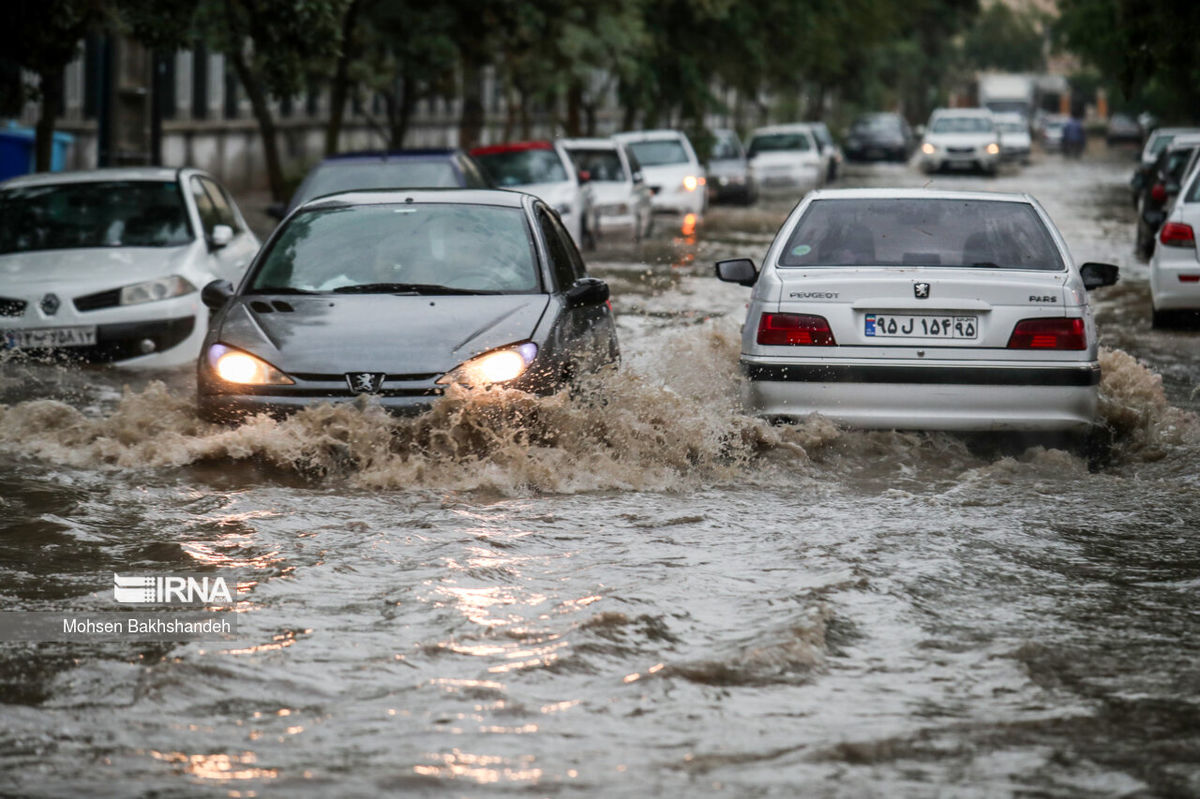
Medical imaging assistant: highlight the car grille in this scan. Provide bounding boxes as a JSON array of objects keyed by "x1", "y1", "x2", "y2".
[
  {"x1": 0, "y1": 296, "x2": 26, "y2": 317},
  {"x1": 947, "y1": 147, "x2": 975, "y2": 155},
  {"x1": 74, "y1": 288, "x2": 122, "y2": 312}
]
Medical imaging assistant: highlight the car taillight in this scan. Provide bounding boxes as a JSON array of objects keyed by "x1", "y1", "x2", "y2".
[
  {"x1": 1179, "y1": 275, "x2": 1200, "y2": 283},
  {"x1": 1151, "y1": 183, "x2": 1167, "y2": 203},
  {"x1": 757, "y1": 313, "x2": 836, "y2": 346},
  {"x1": 1160, "y1": 221, "x2": 1196, "y2": 248},
  {"x1": 1007, "y1": 318, "x2": 1086, "y2": 350}
]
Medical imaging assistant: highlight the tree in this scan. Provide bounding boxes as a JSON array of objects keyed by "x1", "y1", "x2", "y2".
[{"x1": 963, "y1": 3, "x2": 1045, "y2": 73}]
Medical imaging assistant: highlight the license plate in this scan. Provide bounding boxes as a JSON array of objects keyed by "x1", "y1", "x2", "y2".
[
  {"x1": 865, "y1": 314, "x2": 977, "y2": 339},
  {"x1": 4, "y1": 325, "x2": 97, "y2": 349}
]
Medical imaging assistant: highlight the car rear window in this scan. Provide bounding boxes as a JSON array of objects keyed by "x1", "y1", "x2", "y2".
[
  {"x1": 0, "y1": 180, "x2": 192, "y2": 253},
  {"x1": 779, "y1": 198, "x2": 1064, "y2": 271},
  {"x1": 252, "y1": 203, "x2": 541, "y2": 293},
  {"x1": 627, "y1": 140, "x2": 689, "y2": 166},
  {"x1": 748, "y1": 133, "x2": 811, "y2": 157},
  {"x1": 294, "y1": 161, "x2": 461, "y2": 207},
  {"x1": 474, "y1": 149, "x2": 568, "y2": 187}
]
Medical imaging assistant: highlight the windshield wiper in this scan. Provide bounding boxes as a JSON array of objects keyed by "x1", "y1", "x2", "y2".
[
  {"x1": 331, "y1": 282, "x2": 500, "y2": 295},
  {"x1": 248, "y1": 286, "x2": 320, "y2": 295}
]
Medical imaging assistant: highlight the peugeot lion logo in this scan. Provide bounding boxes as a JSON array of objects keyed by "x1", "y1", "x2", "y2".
[
  {"x1": 40, "y1": 293, "x2": 60, "y2": 315},
  {"x1": 346, "y1": 372, "x2": 386, "y2": 394},
  {"x1": 913, "y1": 282, "x2": 931, "y2": 299}
]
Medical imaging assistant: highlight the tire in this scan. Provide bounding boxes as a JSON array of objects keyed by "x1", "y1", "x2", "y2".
[{"x1": 1152, "y1": 308, "x2": 1172, "y2": 329}]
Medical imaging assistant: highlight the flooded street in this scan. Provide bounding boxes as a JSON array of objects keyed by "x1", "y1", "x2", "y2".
[{"x1": 2, "y1": 151, "x2": 1200, "y2": 797}]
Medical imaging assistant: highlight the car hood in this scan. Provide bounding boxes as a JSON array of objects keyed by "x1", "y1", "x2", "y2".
[
  {"x1": 591, "y1": 182, "x2": 634, "y2": 204},
  {"x1": 708, "y1": 159, "x2": 748, "y2": 178},
  {"x1": 218, "y1": 293, "x2": 550, "y2": 375},
  {"x1": 750, "y1": 151, "x2": 821, "y2": 168},
  {"x1": 926, "y1": 132, "x2": 996, "y2": 148},
  {"x1": 640, "y1": 163, "x2": 699, "y2": 188},
  {"x1": 0, "y1": 244, "x2": 199, "y2": 294}
]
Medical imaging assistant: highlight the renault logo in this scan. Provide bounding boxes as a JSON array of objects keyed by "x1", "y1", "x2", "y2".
[
  {"x1": 40, "y1": 293, "x2": 61, "y2": 315},
  {"x1": 346, "y1": 372, "x2": 386, "y2": 394},
  {"x1": 913, "y1": 282, "x2": 931, "y2": 299}
]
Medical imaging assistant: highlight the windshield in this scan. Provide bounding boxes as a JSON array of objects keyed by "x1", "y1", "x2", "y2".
[
  {"x1": 292, "y1": 161, "x2": 461, "y2": 208},
  {"x1": 252, "y1": 203, "x2": 541, "y2": 293},
  {"x1": 627, "y1": 139, "x2": 689, "y2": 166},
  {"x1": 779, "y1": 198, "x2": 1063, "y2": 270},
  {"x1": 931, "y1": 116, "x2": 994, "y2": 134},
  {"x1": 565, "y1": 149, "x2": 626, "y2": 182},
  {"x1": 0, "y1": 180, "x2": 192, "y2": 254},
  {"x1": 710, "y1": 133, "x2": 743, "y2": 160},
  {"x1": 1149, "y1": 133, "x2": 1177, "y2": 156},
  {"x1": 474, "y1": 149, "x2": 567, "y2": 186},
  {"x1": 748, "y1": 133, "x2": 812, "y2": 157}
]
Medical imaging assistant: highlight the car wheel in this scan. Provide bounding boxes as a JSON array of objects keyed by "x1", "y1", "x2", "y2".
[{"x1": 1152, "y1": 308, "x2": 1173, "y2": 329}]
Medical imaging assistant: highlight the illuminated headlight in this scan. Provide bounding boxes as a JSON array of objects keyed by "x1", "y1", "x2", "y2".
[
  {"x1": 207, "y1": 343, "x2": 293, "y2": 385},
  {"x1": 682, "y1": 175, "x2": 700, "y2": 192},
  {"x1": 986, "y1": 142, "x2": 1001, "y2": 155},
  {"x1": 437, "y1": 342, "x2": 538, "y2": 387},
  {"x1": 921, "y1": 142, "x2": 936, "y2": 155},
  {"x1": 120, "y1": 275, "x2": 195, "y2": 305}
]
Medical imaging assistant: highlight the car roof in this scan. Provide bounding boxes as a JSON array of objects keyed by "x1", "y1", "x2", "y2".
[
  {"x1": 931, "y1": 107, "x2": 993, "y2": 117},
  {"x1": 614, "y1": 129, "x2": 688, "y2": 142},
  {"x1": 805, "y1": 187, "x2": 1034, "y2": 204},
  {"x1": 992, "y1": 112, "x2": 1027, "y2": 123},
  {"x1": 298, "y1": 187, "x2": 530, "y2": 212},
  {"x1": 751, "y1": 123, "x2": 816, "y2": 135},
  {"x1": 1165, "y1": 134, "x2": 1200, "y2": 149},
  {"x1": 1, "y1": 166, "x2": 187, "y2": 187},
  {"x1": 320, "y1": 149, "x2": 460, "y2": 163},
  {"x1": 559, "y1": 138, "x2": 617, "y2": 149}
]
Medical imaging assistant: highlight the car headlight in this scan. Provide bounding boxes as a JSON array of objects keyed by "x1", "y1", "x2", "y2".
[
  {"x1": 437, "y1": 342, "x2": 538, "y2": 387},
  {"x1": 921, "y1": 142, "x2": 936, "y2": 155},
  {"x1": 682, "y1": 175, "x2": 702, "y2": 192},
  {"x1": 120, "y1": 275, "x2": 196, "y2": 305},
  {"x1": 207, "y1": 343, "x2": 293, "y2": 385},
  {"x1": 986, "y1": 142, "x2": 1001, "y2": 155}
]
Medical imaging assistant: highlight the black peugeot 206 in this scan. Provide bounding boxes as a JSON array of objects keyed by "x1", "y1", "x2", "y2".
[{"x1": 196, "y1": 188, "x2": 619, "y2": 421}]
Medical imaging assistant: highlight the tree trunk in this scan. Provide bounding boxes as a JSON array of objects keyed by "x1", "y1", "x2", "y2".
[
  {"x1": 35, "y1": 66, "x2": 63, "y2": 172},
  {"x1": 565, "y1": 80, "x2": 582, "y2": 136},
  {"x1": 385, "y1": 74, "x2": 415, "y2": 148},
  {"x1": 227, "y1": 44, "x2": 284, "y2": 201},
  {"x1": 458, "y1": 53, "x2": 484, "y2": 149},
  {"x1": 324, "y1": 0, "x2": 361, "y2": 156}
]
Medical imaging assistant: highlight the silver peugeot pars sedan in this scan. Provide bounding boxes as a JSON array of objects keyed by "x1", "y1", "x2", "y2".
[
  {"x1": 717, "y1": 188, "x2": 1119, "y2": 432},
  {"x1": 197, "y1": 189, "x2": 618, "y2": 421}
]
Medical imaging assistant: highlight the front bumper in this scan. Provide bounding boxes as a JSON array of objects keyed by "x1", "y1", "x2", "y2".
[
  {"x1": 649, "y1": 186, "x2": 705, "y2": 215},
  {"x1": 198, "y1": 391, "x2": 439, "y2": 422},
  {"x1": 2, "y1": 315, "x2": 196, "y2": 363},
  {"x1": 921, "y1": 149, "x2": 999, "y2": 172},
  {"x1": 741, "y1": 359, "x2": 1100, "y2": 431}
]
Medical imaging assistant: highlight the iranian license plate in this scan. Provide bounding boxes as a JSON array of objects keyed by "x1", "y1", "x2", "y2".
[
  {"x1": 4, "y1": 325, "x2": 97, "y2": 349},
  {"x1": 865, "y1": 314, "x2": 977, "y2": 339}
]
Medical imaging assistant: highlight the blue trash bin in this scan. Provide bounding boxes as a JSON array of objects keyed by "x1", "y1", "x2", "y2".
[{"x1": 0, "y1": 129, "x2": 35, "y2": 182}]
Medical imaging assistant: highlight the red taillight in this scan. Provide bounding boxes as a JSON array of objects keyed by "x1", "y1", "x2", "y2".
[
  {"x1": 1160, "y1": 221, "x2": 1196, "y2": 248},
  {"x1": 1180, "y1": 275, "x2": 1200, "y2": 282},
  {"x1": 1007, "y1": 317, "x2": 1086, "y2": 350},
  {"x1": 757, "y1": 313, "x2": 836, "y2": 346},
  {"x1": 1151, "y1": 183, "x2": 1167, "y2": 203}
]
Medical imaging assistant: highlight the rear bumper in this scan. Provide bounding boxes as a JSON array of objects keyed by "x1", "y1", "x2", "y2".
[
  {"x1": 1150, "y1": 250, "x2": 1200, "y2": 310},
  {"x1": 741, "y1": 359, "x2": 1100, "y2": 431}
]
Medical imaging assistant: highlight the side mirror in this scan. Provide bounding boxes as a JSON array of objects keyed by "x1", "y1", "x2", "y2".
[
  {"x1": 565, "y1": 277, "x2": 610, "y2": 308},
  {"x1": 716, "y1": 258, "x2": 758, "y2": 287},
  {"x1": 631, "y1": 171, "x2": 643, "y2": 184},
  {"x1": 578, "y1": 170, "x2": 591, "y2": 185},
  {"x1": 266, "y1": 202, "x2": 287, "y2": 220},
  {"x1": 1079, "y1": 262, "x2": 1119, "y2": 290},
  {"x1": 209, "y1": 224, "x2": 234, "y2": 250},
  {"x1": 201, "y1": 278, "x2": 236, "y2": 310}
]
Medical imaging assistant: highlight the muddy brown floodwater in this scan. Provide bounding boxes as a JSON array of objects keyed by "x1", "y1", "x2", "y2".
[{"x1": 1, "y1": 150, "x2": 1199, "y2": 798}]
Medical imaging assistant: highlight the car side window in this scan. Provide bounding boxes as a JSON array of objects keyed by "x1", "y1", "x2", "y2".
[
  {"x1": 537, "y1": 207, "x2": 581, "y2": 291},
  {"x1": 190, "y1": 177, "x2": 221, "y2": 237},
  {"x1": 200, "y1": 178, "x2": 240, "y2": 232}
]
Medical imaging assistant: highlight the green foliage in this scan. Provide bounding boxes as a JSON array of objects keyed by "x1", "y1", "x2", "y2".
[{"x1": 963, "y1": 3, "x2": 1045, "y2": 73}]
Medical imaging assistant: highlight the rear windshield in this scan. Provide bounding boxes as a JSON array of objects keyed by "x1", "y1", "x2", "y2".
[
  {"x1": 0, "y1": 180, "x2": 192, "y2": 253},
  {"x1": 627, "y1": 139, "x2": 689, "y2": 166},
  {"x1": 293, "y1": 161, "x2": 460, "y2": 208},
  {"x1": 931, "y1": 116, "x2": 994, "y2": 134},
  {"x1": 474, "y1": 149, "x2": 567, "y2": 186},
  {"x1": 853, "y1": 116, "x2": 902, "y2": 133},
  {"x1": 779, "y1": 198, "x2": 1063, "y2": 271},
  {"x1": 565, "y1": 148, "x2": 626, "y2": 182},
  {"x1": 748, "y1": 133, "x2": 811, "y2": 157},
  {"x1": 252, "y1": 203, "x2": 541, "y2": 293}
]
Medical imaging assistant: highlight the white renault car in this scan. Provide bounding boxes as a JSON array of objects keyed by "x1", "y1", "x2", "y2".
[
  {"x1": 613, "y1": 130, "x2": 706, "y2": 220},
  {"x1": 560, "y1": 137, "x2": 653, "y2": 243},
  {"x1": 746, "y1": 124, "x2": 826, "y2": 196},
  {"x1": 919, "y1": 108, "x2": 1002, "y2": 175},
  {"x1": 0, "y1": 167, "x2": 260, "y2": 367},
  {"x1": 1149, "y1": 160, "x2": 1200, "y2": 327},
  {"x1": 716, "y1": 188, "x2": 1119, "y2": 432}
]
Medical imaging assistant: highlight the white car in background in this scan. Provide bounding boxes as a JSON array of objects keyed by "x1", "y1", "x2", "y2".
[
  {"x1": 469, "y1": 140, "x2": 595, "y2": 248},
  {"x1": 919, "y1": 108, "x2": 1002, "y2": 175},
  {"x1": 1149, "y1": 160, "x2": 1200, "y2": 327},
  {"x1": 716, "y1": 188, "x2": 1119, "y2": 432},
  {"x1": 613, "y1": 130, "x2": 706, "y2": 220},
  {"x1": 745, "y1": 124, "x2": 826, "y2": 196},
  {"x1": 0, "y1": 167, "x2": 260, "y2": 367},
  {"x1": 560, "y1": 137, "x2": 653, "y2": 243},
  {"x1": 810, "y1": 122, "x2": 844, "y2": 182},
  {"x1": 993, "y1": 112, "x2": 1032, "y2": 164}
]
